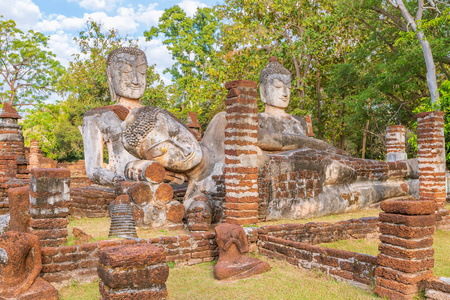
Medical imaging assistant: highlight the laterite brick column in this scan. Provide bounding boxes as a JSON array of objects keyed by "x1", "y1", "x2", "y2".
[
  {"x1": 417, "y1": 111, "x2": 446, "y2": 221},
  {"x1": 98, "y1": 243, "x2": 169, "y2": 299},
  {"x1": 375, "y1": 197, "x2": 435, "y2": 300},
  {"x1": 30, "y1": 168, "x2": 70, "y2": 247},
  {"x1": 386, "y1": 125, "x2": 407, "y2": 161},
  {"x1": 29, "y1": 139, "x2": 40, "y2": 170},
  {"x1": 223, "y1": 80, "x2": 259, "y2": 225}
]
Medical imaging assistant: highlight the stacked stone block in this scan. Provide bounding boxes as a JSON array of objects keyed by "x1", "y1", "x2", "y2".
[
  {"x1": 375, "y1": 197, "x2": 435, "y2": 300},
  {"x1": 98, "y1": 243, "x2": 169, "y2": 299},
  {"x1": 386, "y1": 125, "x2": 407, "y2": 162},
  {"x1": 30, "y1": 168, "x2": 70, "y2": 247},
  {"x1": 417, "y1": 111, "x2": 447, "y2": 223},
  {"x1": 223, "y1": 80, "x2": 259, "y2": 225}
]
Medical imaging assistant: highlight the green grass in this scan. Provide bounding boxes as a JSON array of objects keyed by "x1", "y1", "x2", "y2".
[
  {"x1": 433, "y1": 230, "x2": 450, "y2": 277},
  {"x1": 58, "y1": 280, "x2": 100, "y2": 300},
  {"x1": 258, "y1": 208, "x2": 381, "y2": 227},
  {"x1": 319, "y1": 230, "x2": 450, "y2": 278},
  {"x1": 59, "y1": 257, "x2": 378, "y2": 300}
]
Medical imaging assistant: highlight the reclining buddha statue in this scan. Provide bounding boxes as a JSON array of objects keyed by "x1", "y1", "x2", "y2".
[
  {"x1": 83, "y1": 49, "x2": 417, "y2": 231},
  {"x1": 182, "y1": 57, "x2": 418, "y2": 229}
]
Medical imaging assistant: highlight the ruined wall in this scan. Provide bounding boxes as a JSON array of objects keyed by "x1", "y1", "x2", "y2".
[
  {"x1": 40, "y1": 233, "x2": 218, "y2": 285},
  {"x1": 259, "y1": 217, "x2": 379, "y2": 244},
  {"x1": 69, "y1": 186, "x2": 116, "y2": 218},
  {"x1": 258, "y1": 235, "x2": 378, "y2": 288}
]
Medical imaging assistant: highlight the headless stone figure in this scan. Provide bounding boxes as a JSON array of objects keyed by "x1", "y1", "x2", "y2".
[
  {"x1": 213, "y1": 223, "x2": 270, "y2": 280},
  {"x1": 0, "y1": 231, "x2": 57, "y2": 299}
]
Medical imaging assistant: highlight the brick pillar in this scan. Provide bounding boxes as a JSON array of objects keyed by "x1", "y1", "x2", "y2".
[
  {"x1": 98, "y1": 243, "x2": 169, "y2": 299},
  {"x1": 30, "y1": 168, "x2": 70, "y2": 247},
  {"x1": 417, "y1": 112, "x2": 446, "y2": 221},
  {"x1": 386, "y1": 125, "x2": 407, "y2": 161},
  {"x1": 375, "y1": 198, "x2": 435, "y2": 300},
  {"x1": 223, "y1": 80, "x2": 259, "y2": 225},
  {"x1": 29, "y1": 139, "x2": 40, "y2": 170},
  {"x1": 8, "y1": 186, "x2": 30, "y2": 232}
]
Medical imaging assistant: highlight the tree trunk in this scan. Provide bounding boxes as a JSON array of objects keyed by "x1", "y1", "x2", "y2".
[
  {"x1": 339, "y1": 101, "x2": 346, "y2": 150},
  {"x1": 395, "y1": 0, "x2": 439, "y2": 104},
  {"x1": 362, "y1": 119, "x2": 369, "y2": 158},
  {"x1": 316, "y1": 68, "x2": 323, "y2": 139}
]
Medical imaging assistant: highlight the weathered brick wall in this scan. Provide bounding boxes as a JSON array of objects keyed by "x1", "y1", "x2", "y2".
[
  {"x1": 258, "y1": 235, "x2": 377, "y2": 288},
  {"x1": 259, "y1": 217, "x2": 379, "y2": 244},
  {"x1": 386, "y1": 125, "x2": 407, "y2": 161},
  {"x1": 223, "y1": 80, "x2": 259, "y2": 225},
  {"x1": 0, "y1": 155, "x2": 29, "y2": 214},
  {"x1": 69, "y1": 186, "x2": 116, "y2": 218},
  {"x1": 30, "y1": 168, "x2": 70, "y2": 247},
  {"x1": 57, "y1": 160, "x2": 92, "y2": 187},
  {"x1": 424, "y1": 278, "x2": 450, "y2": 300},
  {"x1": 257, "y1": 150, "x2": 409, "y2": 221},
  {"x1": 258, "y1": 166, "x2": 320, "y2": 221},
  {"x1": 40, "y1": 232, "x2": 219, "y2": 285}
]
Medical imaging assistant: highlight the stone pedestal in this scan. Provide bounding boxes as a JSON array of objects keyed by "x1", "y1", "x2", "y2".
[
  {"x1": 30, "y1": 168, "x2": 70, "y2": 247},
  {"x1": 386, "y1": 125, "x2": 407, "y2": 161},
  {"x1": 375, "y1": 197, "x2": 435, "y2": 300},
  {"x1": 223, "y1": 80, "x2": 259, "y2": 226},
  {"x1": 98, "y1": 243, "x2": 169, "y2": 300},
  {"x1": 417, "y1": 111, "x2": 446, "y2": 222}
]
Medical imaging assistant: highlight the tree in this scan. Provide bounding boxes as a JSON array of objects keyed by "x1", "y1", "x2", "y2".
[
  {"x1": 0, "y1": 17, "x2": 64, "y2": 106},
  {"x1": 382, "y1": 0, "x2": 447, "y2": 104},
  {"x1": 144, "y1": 6, "x2": 224, "y2": 123}
]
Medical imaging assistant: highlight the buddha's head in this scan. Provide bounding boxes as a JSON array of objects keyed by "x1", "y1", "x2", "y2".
[
  {"x1": 106, "y1": 47, "x2": 147, "y2": 102},
  {"x1": 259, "y1": 56, "x2": 291, "y2": 109}
]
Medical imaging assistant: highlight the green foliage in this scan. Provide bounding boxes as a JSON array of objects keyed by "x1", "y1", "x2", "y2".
[
  {"x1": 144, "y1": 6, "x2": 225, "y2": 126},
  {"x1": 0, "y1": 16, "x2": 65, "y2": 106}
]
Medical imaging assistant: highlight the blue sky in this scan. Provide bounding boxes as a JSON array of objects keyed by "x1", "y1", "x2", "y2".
[{"x1": 1, "y1": 0, "x2": 223, "y2": 85}]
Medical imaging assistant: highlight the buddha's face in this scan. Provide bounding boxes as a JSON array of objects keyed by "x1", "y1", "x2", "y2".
[
  {"x1": 110, "y1": 52, "x2": 147, "y2": 99},
  {"x1": 261, "y1": 74, "x2": 291, "y2": 109}
]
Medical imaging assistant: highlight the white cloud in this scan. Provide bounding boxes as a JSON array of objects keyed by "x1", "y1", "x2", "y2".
[
  {"x1": 178, "y1": 0, "x2": 207, "y2": 17},
  {"x1": 135, "y1": 3, "x2": 163, "y2": 27},
  {"x1": 137, "y1": 36, "x2": 173, "y2": 84},
  {"x1": 68, "y1": 0, "x2": 122, "y2": 12},
  {"x1": 35, "y1": 8, "x2": 139, "y2": 35},
  {"x1": 46, "y1": 31, "x2": 78, "y2": 68},
  {"x1": 0, "y1": 0, "x2": 42, "y2": 30}
]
